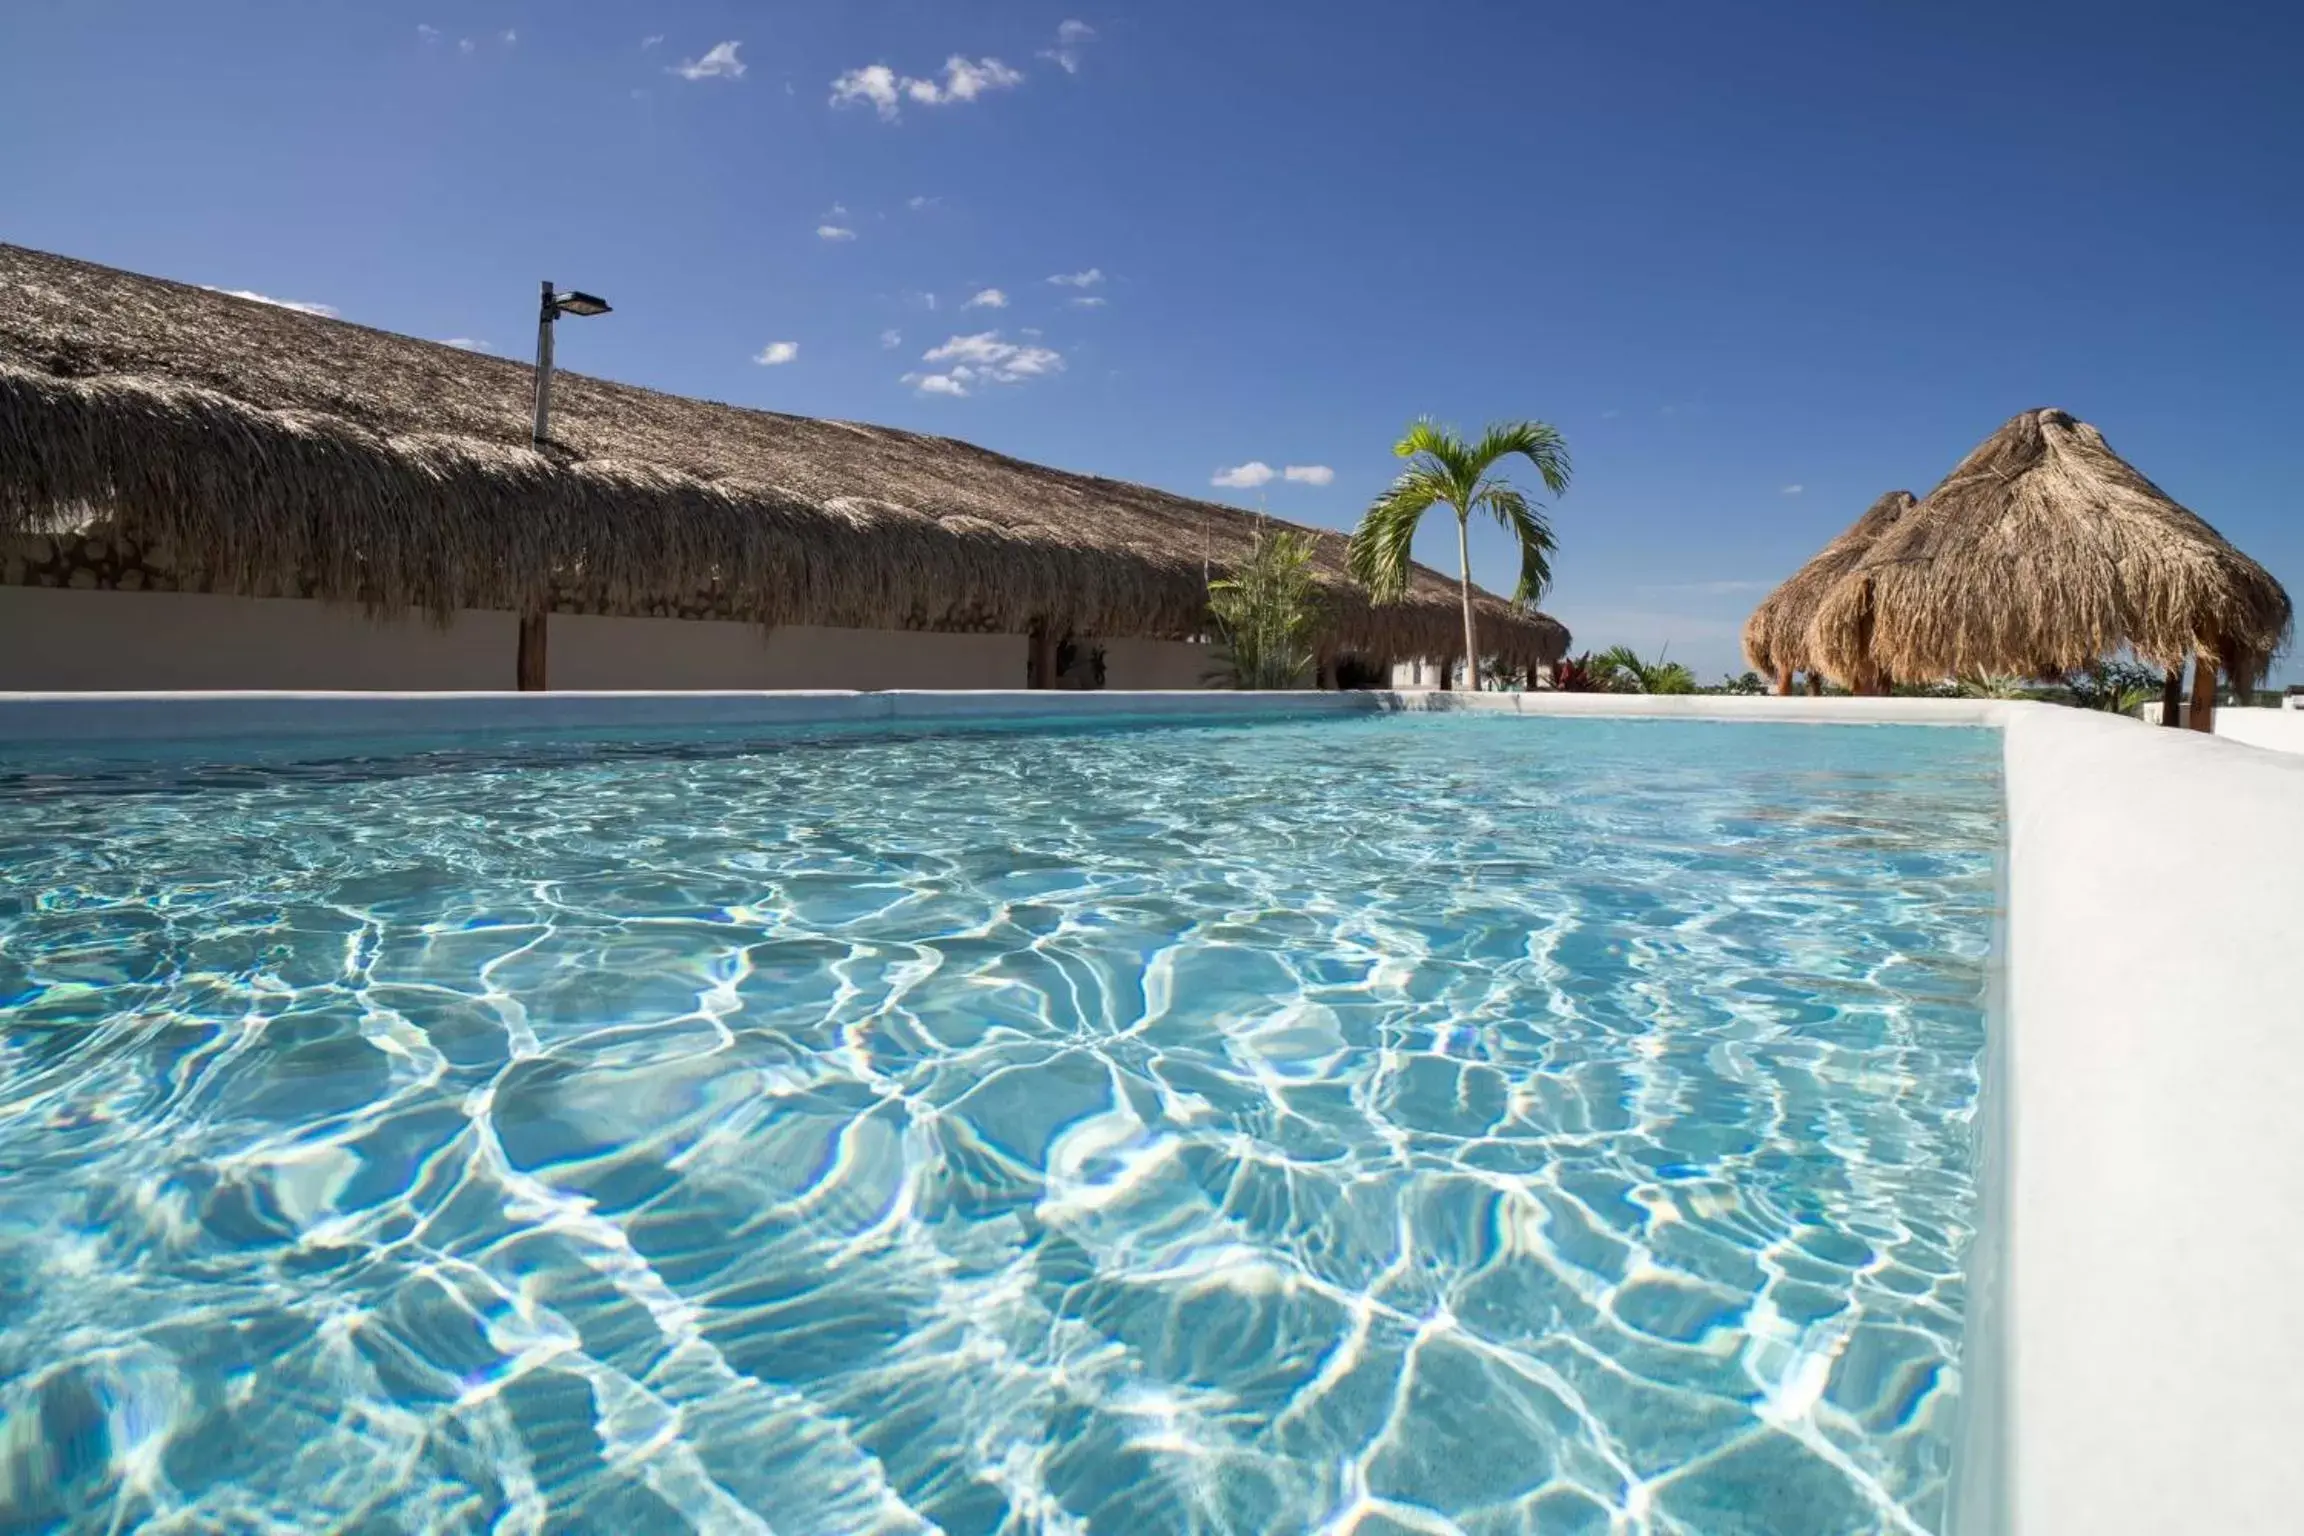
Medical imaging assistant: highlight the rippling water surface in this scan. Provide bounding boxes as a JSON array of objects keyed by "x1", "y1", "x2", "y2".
[{"x1": 0, "y1": 716, "x2": 2001, "y2": 1535}]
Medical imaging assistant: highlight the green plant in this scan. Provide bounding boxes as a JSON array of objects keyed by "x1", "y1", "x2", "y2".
[
  {"x1": 1956, "y1": 674, "x2": 2037, "y2": 700},
  {"x1": 1713, "y1": 671, "x2": 1768, "y2": 696},
  {"x1": 1551, "y1": 653, "x2": 1604, "y2": 692},
  {"x1": 1205, "y1": 529, "x2": 1323, "y2": 689},
  {"x1": 1348, "y1": 418, "x2": 1571, "y2": 692},
  {"x1": 2067, "y1": 658, "x2": 2167, "y2": 714},
  {"x1": 1594, "y1": 645, "x2": 1697, "y2": 694}
]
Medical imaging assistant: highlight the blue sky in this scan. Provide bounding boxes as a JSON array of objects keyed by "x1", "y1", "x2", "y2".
[{"x1": 4, "y1": 1, "x2": 2299, "y2": 682}]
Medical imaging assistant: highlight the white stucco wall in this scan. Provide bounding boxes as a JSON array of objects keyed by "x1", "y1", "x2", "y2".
[
  {"x1": 0, "y1": 587, "x2": 1025, "y2": 692},
  {"x1": 2212, "y1": 704, "x2": 2304, "y2": 755}
]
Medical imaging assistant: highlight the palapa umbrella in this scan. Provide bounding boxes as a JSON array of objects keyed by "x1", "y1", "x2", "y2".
[
  {"x1": 1742, "y1": 490, "x2": 1916, "y2": 694},
  {"x1": 1807, "y1": 408, "x2": 2290, "y2": 728}
]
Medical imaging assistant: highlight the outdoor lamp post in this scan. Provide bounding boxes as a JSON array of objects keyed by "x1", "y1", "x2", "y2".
[
  {"x1": 521, "y1": 281, "x2": 611, "y2": 690},
  {"x1": 531, "y1": 281, "x2": 611, "y2": 446}
]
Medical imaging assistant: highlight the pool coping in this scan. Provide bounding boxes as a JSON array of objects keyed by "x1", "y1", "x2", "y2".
[{"x1": 6, "y1": 688, "x2": 2301, "y2": 1534}]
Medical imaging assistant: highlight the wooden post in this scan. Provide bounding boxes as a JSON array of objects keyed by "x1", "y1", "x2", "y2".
[
  {"x1": 517, "y1": 606, "x2": 548, "y2": 691},
  {"x1": 2159, "y1": 662, "x2": 2185, "y2": 728},
  {"x1": 1027, "y1": 619, "x2": 1058, "y2": 689},
  {"x1": 1774, "y1": 667, "x2": 1794, "y2": 696},
  {"x1": 1803, "y1": 673, "x2": 1823, "y2": 698},
  {"x1": 1434, "y1": 656, "x2": 1452, "y2": 691},
  {"x1": 1315, "y1": 649, "x2": 1337, "y2": 691},
  {"x1": 2187, "y1": 653, "x2": 2217, "y2": 733}
]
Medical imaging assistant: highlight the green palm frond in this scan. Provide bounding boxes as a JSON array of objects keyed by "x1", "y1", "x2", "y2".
[
  {"x1": 1471, "y1": 420, "x2": 1573, "y2": 497},
  {"x1": 1356, "y1": 416, "x2": 1573, "y2": 611},
  {"x1": 1472, "y1": 482, "x2": 1555, "y2": 605},
  {"x1": 1348, "y1": 466, "x2": 1452, "y2": 603}
]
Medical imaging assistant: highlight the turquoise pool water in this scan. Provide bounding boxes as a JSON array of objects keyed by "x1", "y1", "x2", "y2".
[{"x1": 0, "y1": 716, "x2": 2000, "y2": 1535}]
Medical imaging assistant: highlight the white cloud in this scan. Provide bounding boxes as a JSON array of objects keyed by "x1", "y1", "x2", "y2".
[
  {"x1": 1047, "y1": 268, "x2": 1103, "y2": 287},
  {"x1": 880, "y1": 328, "x2": 903, "y2": 349},
  {"x1": 417, "y1": 24, "x2": 440, "y2": 42},
  {"x1": 1283, "y1": 465, "x2": 1335, "y2": 486},
  {"x1": 502, "y1": 29, "x2": 517, "y2": 45},
  {"x1": 907, "y1": 194, "x2": 940, "y2": 211},
  {"x1": 755, "y1": 341, "x2": 800, "y2": 366},
  {"x1": 963, "y1": 288, "x2": 1008, "y2": 310},
  {"x1": 817, "y1": 225, "x2": 858, "y2": 241},
  {"x1": 924, "y1": 56, "x2": 1023, "y2": 102},
  {"x1": 459, "y1": 37, "x2": 475, "y2": 54},
  {"x1": 439, "y1": 337, "x2": 491, "y2": 352},
  {"x1": 910, "y1": 332, "x2": 1064, "y2": 392},
  {"x1": 672, "y1": 41, "x2": 745, "y2": 81},
  {"x1": 203, "y1": 286, "x2": 337, "y2": 318},
  {"x1": 1038, "y1": 19, "x2": 1096, "y2": 74},
  {"x1": 1600, "y1": 408, "x2": 1622, "y2": 420},
  {"x1": 1212, "y1": 462, "x2": 1277, "y2": 489},
  {"x1": 832, "y1": 56, "x2": 1021, "y2": 120},
  {"x1": 1781, "y1": 484, "x2": 1804, "y2": 495},
  {"x1": 916, "y1": 327, "x2": 1059, "y2": 377},
  {"x1": 1068, "y1": 295, "x2": 1107, "y2": 309},
  {"x1": 832, "y1": 65, "x2": 901, "y2": 118},
  {"x1": 642, "y1": 34, "x2": 664, "y2": 49}
]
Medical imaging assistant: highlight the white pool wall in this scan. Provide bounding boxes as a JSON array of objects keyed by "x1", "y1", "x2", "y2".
[{"x1": 3, "y1": 689, "x2": 2299, "y2": 1534}]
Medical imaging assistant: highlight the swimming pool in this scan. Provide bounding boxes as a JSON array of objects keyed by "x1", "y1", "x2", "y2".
[{"x1": 0, "y1": 715, "x2": 2000, "y2": 1534}]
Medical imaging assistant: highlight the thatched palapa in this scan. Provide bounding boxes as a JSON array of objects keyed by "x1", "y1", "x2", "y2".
[
  {"x1": 0, "y1": 243, "x2": 1569, "y2": 670},
  {"x1": 1807, "y1": 408, "x2": 2290, "y2": 689},
  {"x1": 1741, "y1": 489, "x2": 1915, "y2": 686}
]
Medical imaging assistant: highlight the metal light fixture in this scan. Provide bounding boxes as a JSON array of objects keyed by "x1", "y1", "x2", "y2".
[
  {"x1": 521, "y1": 280, "x2": 613, "y2": 693},
  {"x1": 531, "y1": 280, "x2": 612, "y2": 445}
]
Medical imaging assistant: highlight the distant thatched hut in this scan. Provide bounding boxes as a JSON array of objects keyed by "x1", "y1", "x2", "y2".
[
  {"x1": 1742, "y1": 490, "x2": 1916, "y2": 694},
  {"x1": 1808, "y1": 408, "x2": 2290, "y2": 727},
  {"x1": 0, "y1": 243, "x2": 1568, "y2": 691}
]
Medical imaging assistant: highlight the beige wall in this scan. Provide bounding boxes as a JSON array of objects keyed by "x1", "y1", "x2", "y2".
[
  {"x1": 0, "y1": 586, "x2": 1035, "y2": 691},
  {"x1": 549, "y1": 614, "x2": 1023, "y2": 691},
  {"x1": 1099, "y1": 637, "x2": 1216, "y2": 691},
  {"x1": 0, "y1": 586, "x2": 515, "y2": 690}
]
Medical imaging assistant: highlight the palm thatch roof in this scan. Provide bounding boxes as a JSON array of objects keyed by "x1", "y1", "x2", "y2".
[
  {"x1": 1741, "y1": 489, "x2": 1916, "y2": 679},
  {"x1": 1808, "y1": 408, "x2": 2290, "y2": 687},
  {"x1": 0, "y1": 243, "x2": 1568, "y2": 667}
]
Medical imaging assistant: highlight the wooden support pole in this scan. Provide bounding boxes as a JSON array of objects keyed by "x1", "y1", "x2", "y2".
[
  {"x1": 1803, "y1": 673, "x2": 1823, "y2": 698},
  {"x1": 1027, "y1": 619, "x2": 1058, "y2": 689},
  {"x1": 517, "y1": 606, "x2": 548, "y2": 691},
  {"x1": 1434, "y1": 656, "x2": 1452, "y2": 691},
  {"x1": 2187, "y1": 653, "x2": 2217, "y2": 733},
  {"x1": 2159, "y1": 663, "x2": 2185, "y2": 728},
  {"x1": 1774, "y1": 667, "x2": 1794, "y2": 696}
]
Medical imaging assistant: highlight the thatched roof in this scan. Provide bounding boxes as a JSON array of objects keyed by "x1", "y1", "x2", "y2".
[
  {"x1": 1808, "y1": 408, "x2": 2290, "y2": 687},
  {"x1": 1741, "y1": 489, "x2": 1915, "y2": 679},
  {"x1": 0, "y1": 243, "x2": 1568, "y2": 666}
]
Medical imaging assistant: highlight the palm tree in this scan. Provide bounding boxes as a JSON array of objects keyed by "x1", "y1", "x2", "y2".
[{"x1": 1348, "y1": 419, "x2": 1571, "y2": 691}]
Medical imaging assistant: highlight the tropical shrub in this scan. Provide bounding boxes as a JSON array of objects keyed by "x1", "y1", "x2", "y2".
[
  {"x1": 1594, "y1": 645, "x2": 1697, "y2": 695},
  {"x1": 2067, "y1": 659, "x2": 2167, "y2": 714},
  {"x1": 1205, "y1": 529, "x2": 1323, "y2": 689},
  {"x1": 1550, "y1": 653, "x2": 1605, "y2": 692}
]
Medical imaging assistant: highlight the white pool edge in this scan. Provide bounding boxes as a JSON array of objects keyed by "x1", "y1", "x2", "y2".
[{"x1": 5, "y1": 689, "x2": 2300, "y2": 1534}]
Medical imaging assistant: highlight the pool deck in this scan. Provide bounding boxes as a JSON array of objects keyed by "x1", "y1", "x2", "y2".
[{"x1": 4, "y1": 688, "x2": 2301, "y2": 1534}]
